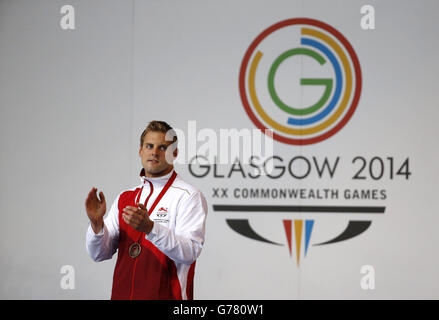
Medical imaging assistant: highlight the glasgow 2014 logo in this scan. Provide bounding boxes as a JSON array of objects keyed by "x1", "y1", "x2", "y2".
[
  {"x1": 217, "y1": 18, "x2": 369, "y2": 266},
  {"x1": 239, "y1": 18, "x2": 362, "y2": 145}
]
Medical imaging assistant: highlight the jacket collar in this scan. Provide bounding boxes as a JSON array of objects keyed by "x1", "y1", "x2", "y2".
[{"x1": 139, "y1": 168, "x2": 175, "y2": 186}]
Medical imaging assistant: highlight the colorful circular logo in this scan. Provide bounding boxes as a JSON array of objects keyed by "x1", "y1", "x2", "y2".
[{"x1": 239, "y1": 18, "x2": 362, "y2": 145}]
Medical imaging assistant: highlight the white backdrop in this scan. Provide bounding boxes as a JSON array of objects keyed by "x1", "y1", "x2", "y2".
[{"x1": 1, "y1": 0, "x2": 438, "y2": 299}]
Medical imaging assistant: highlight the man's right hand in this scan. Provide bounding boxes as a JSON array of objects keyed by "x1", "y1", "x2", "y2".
[{"x1": 85, "y1": 187, "x2": 106, "y2": 234}]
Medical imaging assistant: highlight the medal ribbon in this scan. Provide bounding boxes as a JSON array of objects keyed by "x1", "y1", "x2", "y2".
[{"x1": 133, "y1": 170, "x2": 177, "y2": 242}]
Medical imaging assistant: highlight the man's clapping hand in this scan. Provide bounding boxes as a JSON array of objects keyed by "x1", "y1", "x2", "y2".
[
  {"x1": 85, "y1": 187, "x2": 106, "y2": 234},
  {"x1": 122, "y1": 203, "x2": 154, "y2": 235}
]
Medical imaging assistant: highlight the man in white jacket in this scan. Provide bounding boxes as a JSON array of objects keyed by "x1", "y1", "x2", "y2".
[{"x1": 85, "y1": 121, "x2": 208, "y2": 300}]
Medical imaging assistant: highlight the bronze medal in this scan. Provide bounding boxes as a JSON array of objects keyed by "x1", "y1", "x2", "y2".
[{"x1": 128, "y1": 242, "x2": 141, "y2": 258}]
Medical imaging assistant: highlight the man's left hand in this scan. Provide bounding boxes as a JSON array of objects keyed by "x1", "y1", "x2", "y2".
[{"x1": 122, "y1": 203, "x2": 154, "y2": 234}]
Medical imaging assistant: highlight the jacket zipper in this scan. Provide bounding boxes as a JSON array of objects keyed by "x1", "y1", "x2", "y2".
[{"x1": 129, "y1": 181, "x2": 154, "y2": 300}]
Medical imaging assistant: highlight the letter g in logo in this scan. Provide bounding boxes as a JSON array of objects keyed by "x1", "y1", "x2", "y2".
[{"x1": 239, "y1": 18, "x2": 362, "y2": 145}]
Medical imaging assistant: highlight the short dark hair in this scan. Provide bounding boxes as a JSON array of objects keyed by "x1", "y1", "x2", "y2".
[{"x1": 140, "y1": 120, "x2": 177, "y2": 147}]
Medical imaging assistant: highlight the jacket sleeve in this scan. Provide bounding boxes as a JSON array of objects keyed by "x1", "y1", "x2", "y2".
[
  {"x1": 145, "y1": 190, "x2": 208, "y2": 265},
  {"x1": 85, "y1": 193, "x2": 120, "y2": 262}
]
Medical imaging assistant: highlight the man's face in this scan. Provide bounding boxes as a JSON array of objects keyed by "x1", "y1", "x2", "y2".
[{"x1": 139, "y1": 131, "x2": 177, "y2": 177}]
